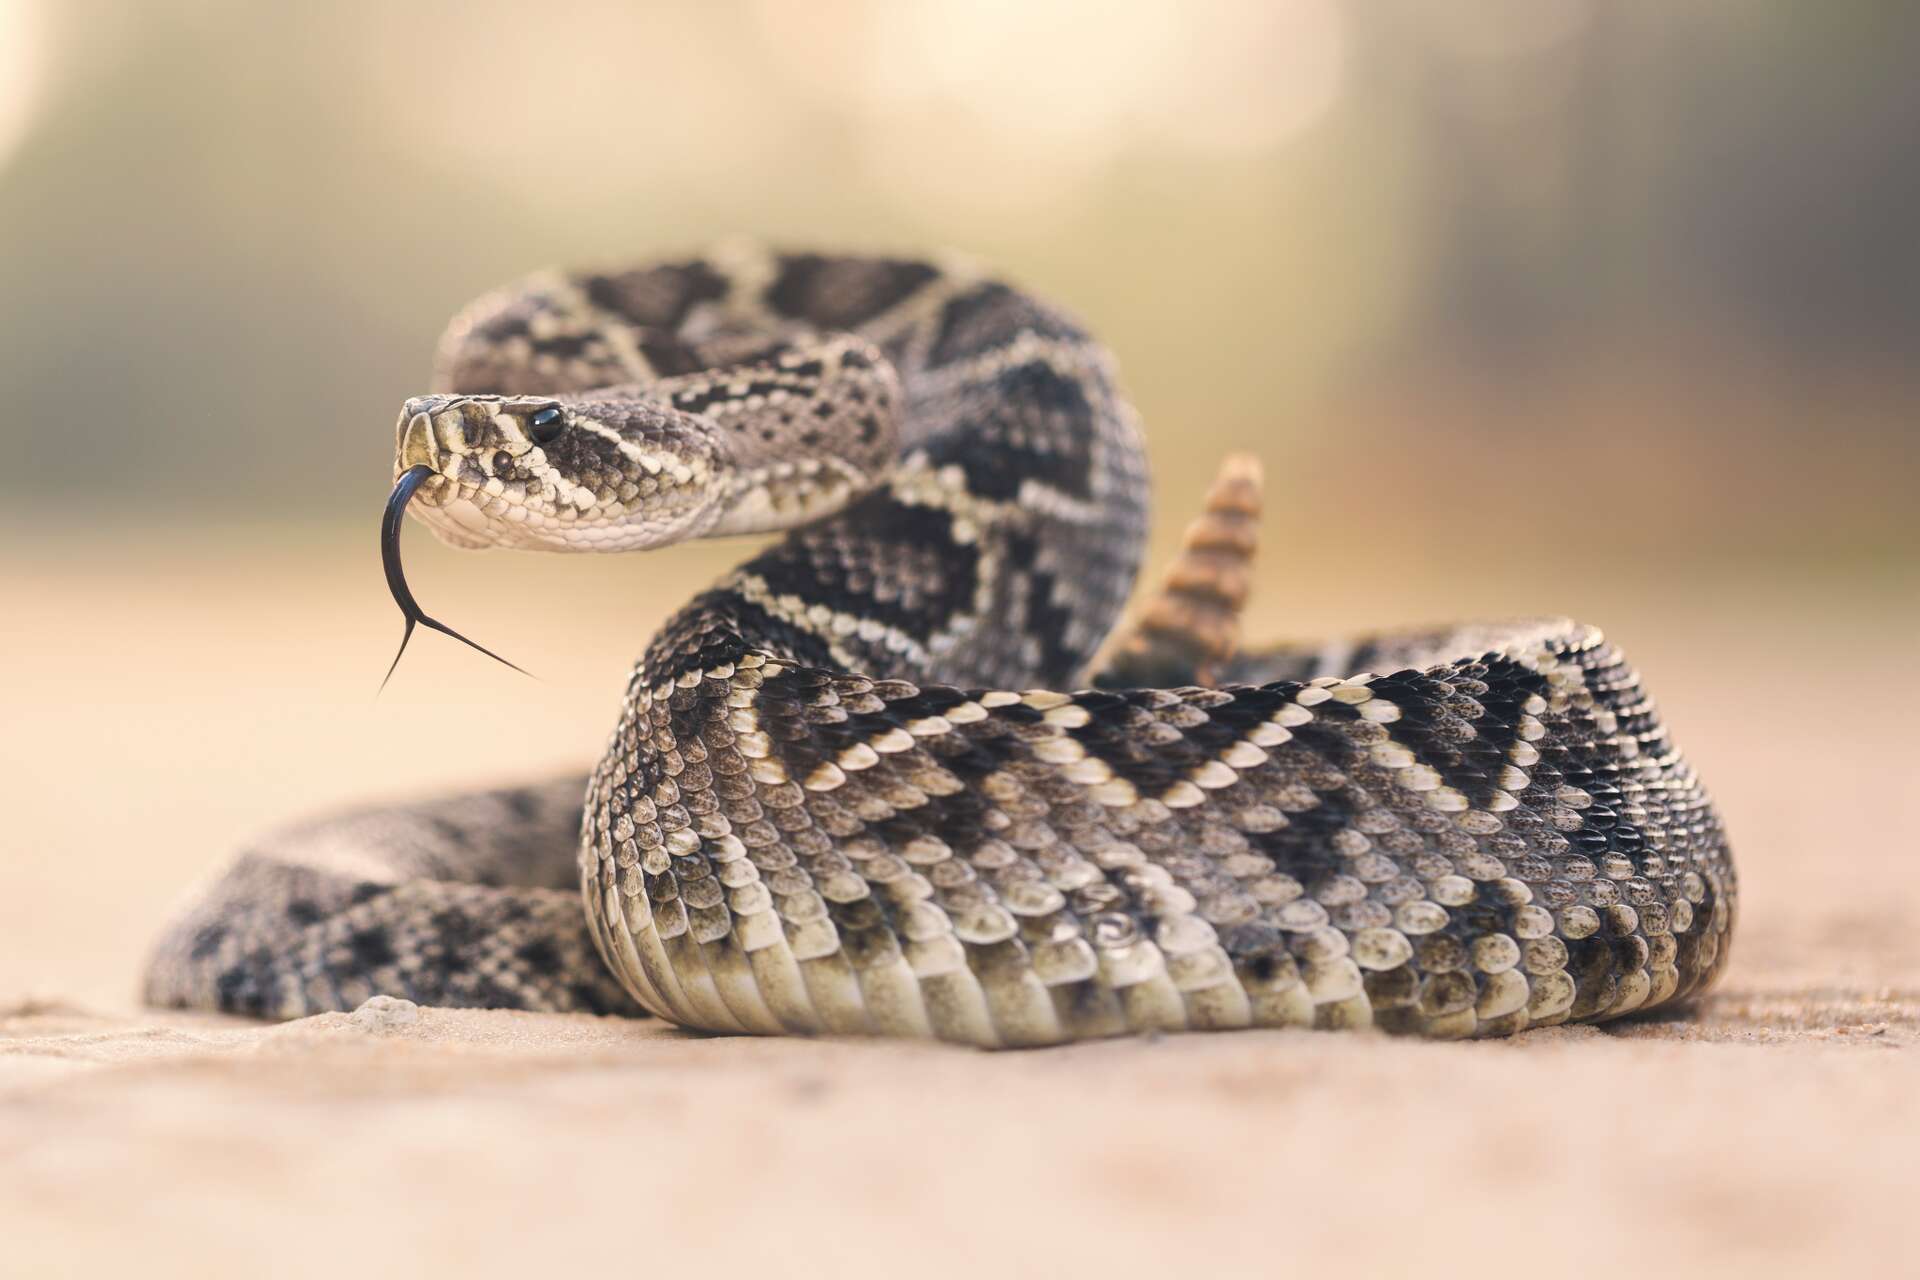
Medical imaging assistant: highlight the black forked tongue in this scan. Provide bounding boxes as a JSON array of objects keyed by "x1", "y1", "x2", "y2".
[{"x1": 380, "y1": 464, "x2": 532, "y2": 692}]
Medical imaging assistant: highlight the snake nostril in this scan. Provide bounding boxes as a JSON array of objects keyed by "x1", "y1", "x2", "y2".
[{"x1": 529, "y1": 406, "x2": 565, "y2": 445}]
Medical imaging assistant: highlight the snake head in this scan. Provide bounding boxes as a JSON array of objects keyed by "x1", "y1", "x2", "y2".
[{"x1": 393, "y1": 394, "x2": 728, "y2": 551}]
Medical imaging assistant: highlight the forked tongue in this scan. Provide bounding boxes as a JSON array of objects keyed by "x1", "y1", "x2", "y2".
[{"x1": 380, "y1": 464, "x2": 531, "y2": 691}]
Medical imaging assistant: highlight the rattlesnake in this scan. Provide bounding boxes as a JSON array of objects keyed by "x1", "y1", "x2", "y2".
[{"x1": 146, "y1": 249, "x2": 1735, "y2": 1043}]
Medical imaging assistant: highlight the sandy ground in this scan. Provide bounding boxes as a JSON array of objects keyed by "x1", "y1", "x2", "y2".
[{"x1": 2, "y1": 527, "x2": 1915, "y2": 1279}]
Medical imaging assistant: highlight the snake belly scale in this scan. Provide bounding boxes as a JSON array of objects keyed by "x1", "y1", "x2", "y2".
[{"x1": 145, "y1": 249, "x2": 1736, "y2": 1044}]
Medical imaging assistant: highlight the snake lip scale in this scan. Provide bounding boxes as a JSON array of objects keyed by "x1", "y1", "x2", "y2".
[{"x1": 146, "y1": 248, "x2": 1736, "y2": 1046}]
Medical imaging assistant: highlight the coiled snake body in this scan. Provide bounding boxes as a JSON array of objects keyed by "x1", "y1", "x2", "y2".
[{"x1": 148, "y1": 250, "x2": 1735, "y2": 1043}]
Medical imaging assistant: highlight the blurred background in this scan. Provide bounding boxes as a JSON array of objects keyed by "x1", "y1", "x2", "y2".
[{"x1": 1, "y1": 0, "x2": 1915, "y2": 1009}]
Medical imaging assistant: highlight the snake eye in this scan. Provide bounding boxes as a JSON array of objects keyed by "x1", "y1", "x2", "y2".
[{"x1": 528, "y1": 406, "x2": 564, "y2": 444}]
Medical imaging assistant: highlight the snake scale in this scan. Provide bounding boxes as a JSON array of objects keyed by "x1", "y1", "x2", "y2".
[{"x1": 147, "y1": 249, "x2": 1736, "y2": 1044}]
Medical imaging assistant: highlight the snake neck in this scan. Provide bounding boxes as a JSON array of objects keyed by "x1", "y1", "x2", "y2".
[
  {"x1": 638, "y1": 433, "x2": 1145, "y2": 694},
  {"x1": 632, "y1": 327, "x2": 1152, "y2": 694}
]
